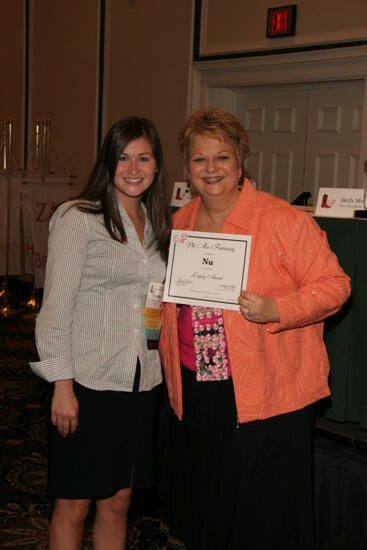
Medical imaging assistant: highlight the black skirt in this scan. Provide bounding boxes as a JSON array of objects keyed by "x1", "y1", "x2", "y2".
[
  {"x1": 163, "y1": 366, "x2": 315, "y2": 550},
  {"x1": 48, "y1": 363, "x2": 162, "y2": 500}
]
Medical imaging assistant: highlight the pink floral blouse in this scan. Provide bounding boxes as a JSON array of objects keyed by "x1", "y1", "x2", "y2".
[{"x1": 177, "y1": 305, "x2": 231, "y2": 381}]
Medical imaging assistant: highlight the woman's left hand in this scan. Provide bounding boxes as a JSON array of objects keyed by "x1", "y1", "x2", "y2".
[{"x1": 238, "y1": 291, "x2": 280, "y2": 323}]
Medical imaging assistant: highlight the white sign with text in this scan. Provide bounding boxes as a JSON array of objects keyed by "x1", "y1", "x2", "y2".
[
  {"x1": 315, "y1": 187, "x2": 365, "y2": 218},
  {"x1": 170, "y1": 181, "x2": 192, "y2": 208}
]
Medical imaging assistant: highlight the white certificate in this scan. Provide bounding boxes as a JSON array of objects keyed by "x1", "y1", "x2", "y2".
[{"x1": 163, "y1": 230, "x2": 252, "y2": 311}]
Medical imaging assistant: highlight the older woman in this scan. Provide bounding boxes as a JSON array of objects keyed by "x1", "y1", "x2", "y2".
[{"x1": 159, "y1": 108, "x2": 351, "y2": 550}]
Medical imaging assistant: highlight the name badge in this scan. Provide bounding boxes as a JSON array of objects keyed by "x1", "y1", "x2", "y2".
[{"x1": 145, "y1": 282, "x2": 164, "y2": 349}]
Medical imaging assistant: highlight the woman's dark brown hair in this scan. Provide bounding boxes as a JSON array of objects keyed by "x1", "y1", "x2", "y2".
[{"x1": 74, "y1": 116, "x2": 171, "y2": 261}]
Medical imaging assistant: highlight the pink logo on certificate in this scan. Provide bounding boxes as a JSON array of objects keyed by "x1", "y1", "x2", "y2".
[{"x1": 173, "y1": 233, "x2": 188, "y2": 244}]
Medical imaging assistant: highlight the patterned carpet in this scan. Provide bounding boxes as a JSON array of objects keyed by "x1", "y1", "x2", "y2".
[{"x1": 0, "y1": 282, "x2": 185, "y2": 549}]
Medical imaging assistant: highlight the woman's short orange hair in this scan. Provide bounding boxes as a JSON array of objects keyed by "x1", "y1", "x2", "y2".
[{"x1": 178, "y1": 108, "x2": 250, "y2": 178}]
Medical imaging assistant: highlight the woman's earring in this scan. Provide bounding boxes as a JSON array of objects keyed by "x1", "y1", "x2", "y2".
[
  {"x1": 155, "y1": 168, "x2": 159, "y2": 173},
  {"x1": 238, "y1": 177, "x2": 243, "y2": 191}
]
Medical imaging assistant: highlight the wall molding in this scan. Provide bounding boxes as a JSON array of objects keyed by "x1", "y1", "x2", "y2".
[{"x1": 194, "y1": 0, "x2": 367, "y2": 61}]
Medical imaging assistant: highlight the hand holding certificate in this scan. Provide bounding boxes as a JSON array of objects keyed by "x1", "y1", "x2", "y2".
[{"x1": 163, "y1": 230, "x2": 251, "y2": 311}]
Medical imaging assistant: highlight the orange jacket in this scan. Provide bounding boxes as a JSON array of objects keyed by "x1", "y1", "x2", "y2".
[{"x1": 159, "y1": 180, "x2": 351, "y2": 423}]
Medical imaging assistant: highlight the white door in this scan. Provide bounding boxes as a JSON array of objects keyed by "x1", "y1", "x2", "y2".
[
  {"x1": 237, "y1": 86, "x2": 309, "y2": 202},
  {"x1": 212, "y1": 81, "x2": 364, "y2": 205},
  {"x1": 305, "y1": 82, "x2": 363, "y2": 201}
]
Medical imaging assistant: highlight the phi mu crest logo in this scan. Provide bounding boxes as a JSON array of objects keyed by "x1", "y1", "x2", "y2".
[{"x1": 173, "y1": 233, "x2": 188, "y2": 244}]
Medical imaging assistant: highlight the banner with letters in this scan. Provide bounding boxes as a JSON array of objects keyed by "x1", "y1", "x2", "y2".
[{"x1": 21, "y1": 176, "x2": 70, "y2": 288}]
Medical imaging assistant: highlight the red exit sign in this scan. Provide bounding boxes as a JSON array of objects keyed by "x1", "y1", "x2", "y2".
[{"x1": 267, "y1": 5, "x2": 297, "y2": 38}]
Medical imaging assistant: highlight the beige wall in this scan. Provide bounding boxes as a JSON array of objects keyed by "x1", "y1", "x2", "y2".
[
  {"x1": 104, "y1": 0, "x2": 193, "y2": 187},
  {"x1": 201, "y1": 0, "x2": 367, "y2": 56},
  {"x1": 0, "y1": 0, "x2": 25, "y2": 169},
  {"x1": 1, "y1": 0, "x2": 193, "y2": 193},
  {"x1": 28, "y1": 0, "x2": 100, "y2": 191},
  {"x1": 2, "y1": 0, "x2": 367, "y2": 193}
]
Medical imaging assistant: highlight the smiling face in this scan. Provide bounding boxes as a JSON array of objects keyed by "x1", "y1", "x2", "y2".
[
  {"x1": 113, "y1": 135, "x2": 156, "y2": 207},
  {"x1": 188, "y1": 133, "x2": 241, "y2": 202}
]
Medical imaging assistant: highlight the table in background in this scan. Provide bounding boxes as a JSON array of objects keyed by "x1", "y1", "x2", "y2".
[{"x1": 315, "y1": 217, "x2": 367, "y2": 430}]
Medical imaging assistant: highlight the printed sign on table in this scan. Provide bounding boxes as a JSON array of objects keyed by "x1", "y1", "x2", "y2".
[
  {"x1": 315, "y1": 187, "x2": 365, "y2": 218},
  {"x1": 170, "y1": 181, "x2": 192, "y2": 208}
]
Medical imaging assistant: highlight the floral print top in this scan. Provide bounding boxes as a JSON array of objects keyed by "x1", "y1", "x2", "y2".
[{"x1": 177, "y1": 305, "x2": 231, "y2": 381}]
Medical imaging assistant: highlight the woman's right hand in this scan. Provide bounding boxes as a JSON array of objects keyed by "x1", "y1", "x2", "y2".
[{"x1": 51, "y1": 379, "x2": 79, "y2": 437}]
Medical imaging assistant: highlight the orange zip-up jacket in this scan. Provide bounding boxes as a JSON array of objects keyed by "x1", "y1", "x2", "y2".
[{"x1": 159, "y1": 180, "x2": 351, "y2": 424}]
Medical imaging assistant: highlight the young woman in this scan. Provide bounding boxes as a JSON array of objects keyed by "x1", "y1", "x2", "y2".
[{"x1": 30, "y1": 117, "x2": 171, "y2": 549}]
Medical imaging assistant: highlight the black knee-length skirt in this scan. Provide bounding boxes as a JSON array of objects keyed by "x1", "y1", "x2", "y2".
[
  {"x1": 48, "y1": 363, "x2": 162, "y2": 500},
  {"x1": 163, "y1": 366, "x2": 315, "y2": 550}
]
